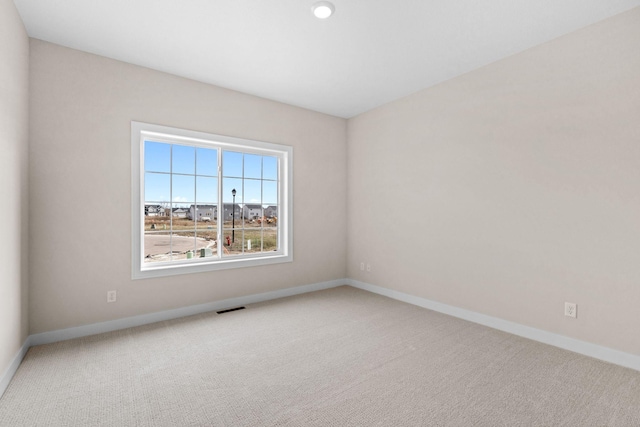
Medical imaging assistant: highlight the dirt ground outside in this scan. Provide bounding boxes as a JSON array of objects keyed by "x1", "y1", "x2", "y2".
[
  {"x1": 144, "y1": 216, "x2": 276, "y2": 263},
  {"x1": 144, "y1": 234, "x2": 215, "y2": 261}
]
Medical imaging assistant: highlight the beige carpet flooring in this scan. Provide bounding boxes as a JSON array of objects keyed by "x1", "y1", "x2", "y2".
[{"x1": 1, "y1": 286, "x2": 640, "y2": 426}]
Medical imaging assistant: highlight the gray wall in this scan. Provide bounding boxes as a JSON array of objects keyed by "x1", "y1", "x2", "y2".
[
  {"x1": 0, "y1": 0, "x2": 29, "y2": 377},
  {"x1": 28, "y1": 40, "x2": 348, "y2": 334},
  {"x1": 347, "y1": 8, "x2": 640, "y2": 355}
]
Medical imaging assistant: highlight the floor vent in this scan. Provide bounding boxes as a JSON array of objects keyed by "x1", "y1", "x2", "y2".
[{"x1": 217, "y1": 306, "x2": 246, "y2": 314}]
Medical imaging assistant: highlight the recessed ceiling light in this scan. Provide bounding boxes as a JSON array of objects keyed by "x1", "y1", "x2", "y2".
[{"x1": 312, "y1": 1, "x2": 335, "y2": 19}]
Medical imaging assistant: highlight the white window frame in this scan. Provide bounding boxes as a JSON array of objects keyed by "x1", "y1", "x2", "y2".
[{"x1": 131, "y1": 121, "x2": 293, "y2": 279}]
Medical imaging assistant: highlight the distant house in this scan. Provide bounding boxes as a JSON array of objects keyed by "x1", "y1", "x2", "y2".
[
  {"x1": 188, "y1": 204, "x2": 217, "y2": 220},
  {"x1": 222, "y1": 203, "x2": 241, "y2": 221},
  {"x1": 145, "y1": 204, "x2": 167, "y2": 216},
  {"x1": 172, "y1": 207, "x2": 188, "y2": 218},
  {"x1": 186, "y1": 204, "x2": 268, "y2": 221},
  {"x1": 243, "y1": 204, "x2": 262, "y2": 219},
  {"x1": 264, "y1": 205, "x2": 278, "y2": 218}
]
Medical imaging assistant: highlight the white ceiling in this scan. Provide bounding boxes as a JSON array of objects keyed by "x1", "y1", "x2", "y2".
[{"x1": 14, "y1": 0, "x2": 640, "y2": 118}]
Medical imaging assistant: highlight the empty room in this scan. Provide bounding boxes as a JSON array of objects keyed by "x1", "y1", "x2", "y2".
[{"x1": 2, "y1": 0, "x2": 640, "y2": 425}]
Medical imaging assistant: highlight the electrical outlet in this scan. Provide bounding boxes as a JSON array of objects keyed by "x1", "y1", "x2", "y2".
[
  {"x1": 564, "y1": 302, "x2": 577, "y2": 318},
  {"x1": 107, "y1": 290, "x2": 117, "y2": 303},
  {"x1": 366, "y1": 263, "x2": 371, "y2": 272},
  {"x1": 360, "y1": 262, "x2": 365, "y2": 271}
]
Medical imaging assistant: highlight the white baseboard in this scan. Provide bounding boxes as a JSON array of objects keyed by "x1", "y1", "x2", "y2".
[
  {"x1": 347, "y1": 279, "x2": 640, "y2": 372},
  {"x1": 30, "y1": 279, "x2": 345, "y2": 346},
  {"x1": 5, "y1": 277, "x2": 638, "y2": 399},
  {"x1": 0, "y1": 337, "x2": 31, "y2": 399}
]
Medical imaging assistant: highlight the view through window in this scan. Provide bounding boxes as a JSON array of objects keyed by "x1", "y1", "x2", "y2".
[{"x1": 132, "y1": 122, "x2": 292, "y2": 278}]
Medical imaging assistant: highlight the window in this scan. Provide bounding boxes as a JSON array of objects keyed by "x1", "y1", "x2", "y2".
[{"x1": 131, "y1": 122, "x2": 292, "y2": 279}]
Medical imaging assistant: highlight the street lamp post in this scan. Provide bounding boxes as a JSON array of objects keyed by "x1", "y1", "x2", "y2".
[{"x1": 231, "y1": 188, "x2": 236, "y2": 244}]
